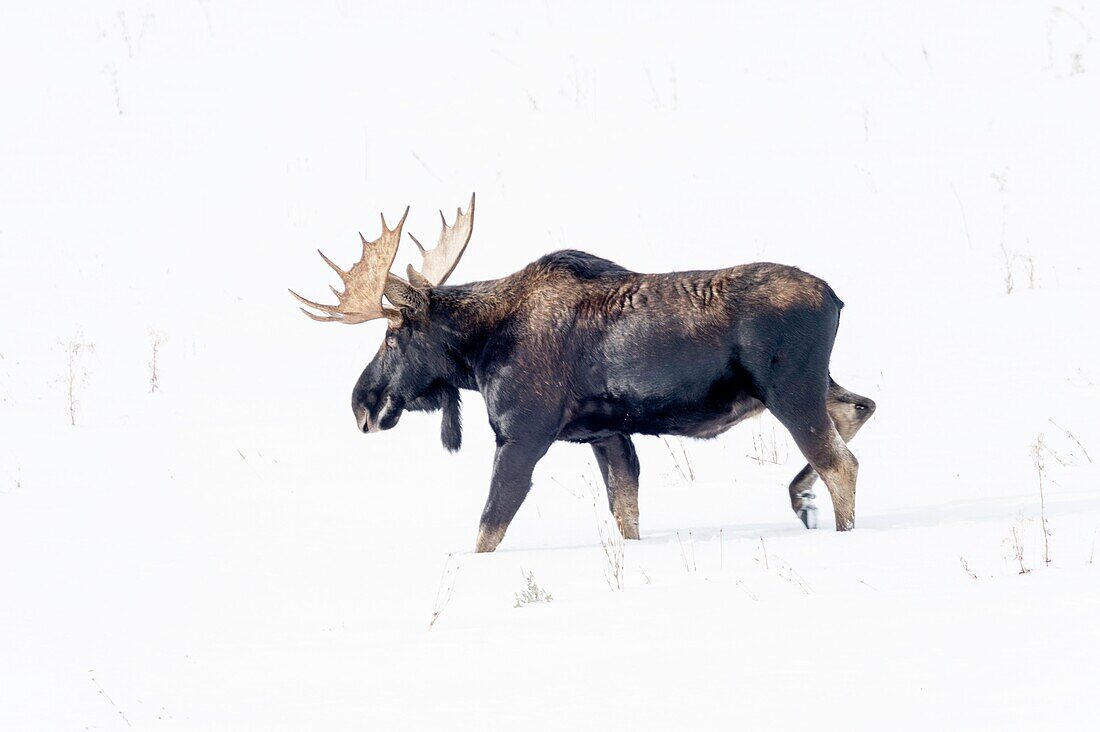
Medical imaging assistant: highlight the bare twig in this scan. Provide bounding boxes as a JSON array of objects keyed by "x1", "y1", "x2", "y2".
[
  {"x1": 1048, "y1": 419, "x2": 1092, "y2": 463},
  {"x1": 776, "y1": 560, "x2": 813, "y2": 595},
  {"x1": 1022, "y1": 254, "x2": 1036, "y2": 289},
  {"x1": 661, "y1": 436, "x2": 684, "y2": 480},
  {"x1": 959, "y1": 556, "x2": 978, "y2": 580},
  {"x1": 675, "y1": 531, "x2": 697, "y2": 573},
  {"x1": 148, "y1": 330, "x2": 165, "y2": 392},
  {"x1": 1010, "y1": 525, "x2": 1029, "y2": 575},
  {"x1": 428, "y1": 554, "x2": 459, "y2": 630},
  {"x1": 64, "y1": 333, "x2": 94, "y2": 426},
  {"x1": 950, "y1": 183, "x2": 972, "y2": 249},
  {"x1": 680, "y1": 441, "x2": 695, "y2": 481},
  {"x1": 551, "y1": 474, "x2": 589, "y2": 502},
  {"x1": 747, "y1": 424, "x2": 786, "y2": 465},
  {"x1": 1000, "y1": 241, "x2": 1014, "y2": 295},
  {"x1": 1040, "y1": 440, "x2": 1072, "y2": 467},
  {"x1": 661, "y1": 437, "x2": 695, "y2": 481},
  {"x1": 1033, "y1": 434, "x2": 1052, "y2": 567},
  {"x1": 595, "y1": 505, "x2": 625, "y2": 590},
  {"x1": 89, "y1": 671, "x2": 132, "y2": 728}
]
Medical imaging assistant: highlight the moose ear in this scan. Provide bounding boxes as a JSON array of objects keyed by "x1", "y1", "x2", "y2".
[
  {"x1": 383, "y1": 275, "x2": 428, "y2": 315},
  {"x1": 406, "y1": 264, "x2": 433, "y2": 291}
]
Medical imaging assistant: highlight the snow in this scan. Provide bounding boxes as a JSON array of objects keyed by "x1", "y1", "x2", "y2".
[{"x1": 2, "y1": 0, "x2": 1099, "y2": 729}]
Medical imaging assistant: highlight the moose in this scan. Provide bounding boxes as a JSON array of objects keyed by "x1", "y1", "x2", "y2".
[{"x1": 291, "y1": 194, "x2": 876, "y2": 552}]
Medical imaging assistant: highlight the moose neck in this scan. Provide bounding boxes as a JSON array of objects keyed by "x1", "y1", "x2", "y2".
[{"x1": 428, "y1": 280, "x2": 510, "y2": 391}]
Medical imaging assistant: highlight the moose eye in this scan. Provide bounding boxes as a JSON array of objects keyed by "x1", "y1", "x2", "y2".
[{"x1": 386, "y1": 334, "x2": 398, "y2": 348}]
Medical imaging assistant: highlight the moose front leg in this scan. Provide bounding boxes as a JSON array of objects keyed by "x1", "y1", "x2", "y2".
[
  {"x1": 591, "y1": 434, "x2": 641, "y2": 540},
  {"x1": 475, "y1": 440, "x2": 551, "y2": 553}
]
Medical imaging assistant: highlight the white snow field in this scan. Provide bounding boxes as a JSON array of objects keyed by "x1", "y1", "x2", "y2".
[{"x1": 3, "y1": 1, "x2": 1100, "y2": 729}]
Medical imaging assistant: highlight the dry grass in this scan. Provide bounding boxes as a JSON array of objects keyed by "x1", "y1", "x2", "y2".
[
  {"x1": 661, "y1": 436, "x2": 695, "y2": 481},
  {"x1": 596, "y1": 512, "x2": 626, "y2": 591},
  {"x1": 64, "y1": 333, "x2": 94, "y2": 426},
  {"x1": 1032, "y1": 434, "x2": 1052, "y2": 567},
  {"x1": 428, "y1": 554, "x2": 459, "y2": 631},
  {"x1": 148, "y1": 330, "x2": 166, "y2": 393},
  {"x1": 1007, "y1": 523, "x2": 1030, "y2": 575},
  {"x1": 959, "y1": 556, "x2": 978, "y2": 580},
  {"x1": 747, "y1": 424, "x2": 787, "y2": 465},
  {"x1": 675, "y1": 531, "x2": 697, "y2": 573},
  {"x1": 514, "y1": 569, "x2": 553, "y2": 607}
]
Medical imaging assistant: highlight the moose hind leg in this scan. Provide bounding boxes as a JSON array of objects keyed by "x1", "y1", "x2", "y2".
[
  {"x1": 787, "y1": 379, "x2": 875, "y2": 528},
  {"x1": 475, "y1": 440, "x2": 550, "y2": 552},
  {"x1": 767, "y1": 384, "x2": 859, "y2": 531},
  {"x1": 591, "y1": 434, "x2": 641, "y2": 540},
  {"x1": 789, "y1": 419, "x2": 859, "y2": 530}
]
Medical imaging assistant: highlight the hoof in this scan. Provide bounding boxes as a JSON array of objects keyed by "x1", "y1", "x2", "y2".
[
  {"x1": 615, "y1": 515, "x2": 641, "y2": 541},
  {"x1": 795, "y1": 491, "x2": 818, "y2": 529},
  {"x1": 475, "y1": 525, "x2": 506, "y2": 553}
]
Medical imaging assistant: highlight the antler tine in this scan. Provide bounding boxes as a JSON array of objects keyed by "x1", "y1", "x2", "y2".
[
  {"x1": 317, "y1": 250, "x2": 348, "y2": 281},
  {"x1": 407, "y1": 232, "x2": 428, "y2": 255},
  {"x1": 290, "y1": 205, "x2": 409, "y2": 325},
  {"x1": 379, "y1": 206, "x2": 410, "y2": 235},
  {"x1": 408, "y1": 193, "x2": 475, "y2": 287},
  {"x1": 296, "y1": 307, "x2": 343, "y2": 323},
  {"x1": 289, "y1": 288, "x2": 339, "y2": 314}
]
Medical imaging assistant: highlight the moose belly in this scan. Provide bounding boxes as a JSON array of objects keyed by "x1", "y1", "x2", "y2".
[{"x1": 558, "y1": 392, "x2": 764, "y2": 442}]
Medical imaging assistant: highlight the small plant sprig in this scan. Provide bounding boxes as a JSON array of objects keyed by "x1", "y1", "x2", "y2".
[
  {"x1": 63, "y1": 332, "x2": 94, "y2": 426},
  {"x1": 1006, "y1": 522, "x2": 1030, "y2": 575},
  {"x1": 148, "y1": 330, "x2": 166, "y2": 393},
  {"x1": 514, "y1": 570, "x2": 553, "y2": 608}
]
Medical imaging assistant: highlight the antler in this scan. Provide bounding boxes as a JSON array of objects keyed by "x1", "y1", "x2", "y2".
[
  {"x1": 289, "y1": 207, "x2": 409, "y2": 324},
  {"x1": 407, "y1": 193, "x2": 475, "y2": 286}
]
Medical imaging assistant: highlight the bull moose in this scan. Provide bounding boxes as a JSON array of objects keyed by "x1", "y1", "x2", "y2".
[{"x1": 291, "y1": 194, "x2": 875, "y2": 552}]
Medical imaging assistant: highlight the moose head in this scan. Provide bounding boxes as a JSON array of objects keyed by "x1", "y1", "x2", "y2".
[{"x1": 289, "y1": 195, "x2": 475, "y2": 451}]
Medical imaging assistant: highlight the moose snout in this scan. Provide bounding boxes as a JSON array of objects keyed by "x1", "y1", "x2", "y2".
[
  {"x1": 354, "y1": 404, "x2": 372, "y2": 433},
  {"x1": 352, "y1": 389, "x2": 380, "y2": 433},
  {"x1": 353, "y1": 395, "x2": 401, "y2": 433}
]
